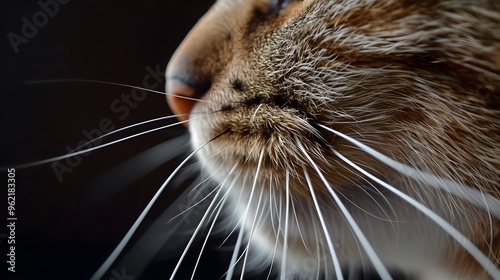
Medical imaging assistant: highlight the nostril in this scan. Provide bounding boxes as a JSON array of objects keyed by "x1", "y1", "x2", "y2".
[{"x1": 166, "y1": 79, "x2": 206, "y2": 123}]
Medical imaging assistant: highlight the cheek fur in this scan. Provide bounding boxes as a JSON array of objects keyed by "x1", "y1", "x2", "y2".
[{"x1": 168, "y1": 0, "x2": 500, "y2": 279}]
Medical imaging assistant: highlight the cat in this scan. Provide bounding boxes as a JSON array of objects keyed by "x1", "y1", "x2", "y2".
[
  {"x1": 5, "y1": 0, "x2": 499, "y2": 279},
  {"x1": 163, "y1": 0, "x2": 500, "y2": 279}
]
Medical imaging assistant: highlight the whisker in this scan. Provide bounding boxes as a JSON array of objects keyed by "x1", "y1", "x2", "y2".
[
  {"x1": 279, "y1": 170, "x2": 290, "y2": 280},
  {"x1": 71, "y1": 113, "x2": 211, "y2": 152},
  {"x1": 24, "y1": 78, "x2": 212, "y2": 103},
  {"x1": 481, "y1": 190, "x2": 496, "y2": 259},
  {"x1": 300, "y1": 163, "x2": 344, "y2": 280},
  {"x1": 290, "y1": 187, "x2": 309, "y2": 254},
  {"x1": 190, "y1": 191, "x2": 227, "y2": 280},
  {"x1": 82, "y1": 134, "x2": 191, "y2": 205},
  {"x1": 187, "y1": 171, "x2": 217, "y2": 197},
  {"x1": 169, "y1": 181, "x2": 224, "y2": 280},
  {"x1": 251, "y1": 104, "x2": 264, "y2": 123},
  {"x1": 309, "y1": 209, "x2": 323, "y2": 280},
  {"x1": 316, "y1": 123, "x2": 500, "y2": 218},
  {"x1": 240, "y1": 186, "x2": 265, "y2": 280},
  {"x1": 327, "y1": 190, "x2": 368, "y2": 278},
  {"x1": 169, "y1": 153, "x2": 238, "y2": 279},
  {"x1": 308, "y1": 206, "x2": 322, "y2": 280},
  {"x1": 224, "y1": 247, "x2": 250, "y2": 279},
  {"x1": 266, "y1": 185, "x2": 282, "y2": 280},
  {"x1": 269, "y1": 177, "x2": 280, "y2": 242},
  {"x1": 8, "y1": 113, "x2": 210, "y2": 170},
  {"x1": 339, "y1": 178, "x2": 402, "y2": 258},
  {"x1": 103, "y1": 174, "x2": 206, "y2": 278},
  {"x1": 164, "y1": 164, "x2": 229, "y2": 225},
  {"x1": 90, "y1": 131, "x2": 227, "y2": 280},
  {"x1": 336, "y1": 180, "x2": 399, "y2": 223},
  {"x1": 321, "y1": 238, "x2": 329, "y2": 280},
  {"x1": 332, "y1": 148, "x2": 500, "y2": 278},
  {"x1": 268, "y1": 180, "x2": 276, "y2": 238},
  {"x1": 218, "y1": 176, "x2": 250, "y2": 249},
  {"x1": 167, "y1": 175, "x2": 220, "y2": 224},
  {"x1": 225, "y1": 150, "x2": 265, "y2": 280},
  {"x1": 297, "y1": 137, "x2": 392, "y2": 280},
  {"x1": 188, "y1": 165, "x2": 241, "y2": 280}
]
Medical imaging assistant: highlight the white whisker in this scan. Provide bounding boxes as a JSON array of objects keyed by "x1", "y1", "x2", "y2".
[
  {"x1": 310, "y1": 210, "x2": 323, "y2": 280},
  {"x1": 90, "y1": 132, "x2": 225, "y2": 280},
  {"x1": 297, "y1": 137, "x2": 392, "y2": 280},
  {"x1": 11, "y1": 114, "x2": 210, "y2": 170},
  {"x1": 280, "y1": 170, "x2": 290, "y2": 280},
  {"x1": 336, "y1": 183, "x2": 398, "y2": 223},
  {"x1": 190, "y1": 165, "x2": 241, "y2": 280},
  {"x1": 296, "y1": 138, "x2": 392, "y2": 279},
  {"x1": 24, "y1": 79, "x2": 212, "y2": 103},
  {"x1": 269, "y1": 178, "x2": 278, "y2": 239},
  {"x1": 300, "y1": 163, "x2": 344, "y2": 280},
  {"x1": 332, "y1": 148, "x2": 500, "y2": 278},
  {"x1": 218, "y1": 176, "x2": 250, "y2": 249},
  {"x1": 266, "y1": 190, "x2": 281, "y2": 280},
  {"x1": 481, "y1": 190, "x2": 496, "y2": 259},
  {"x1": 240, "y1": 187, "x2": 265, "y2": 280},
  {"x1": 167, "y1": 175, "x2": 220, "y2": 224},
  {"x1": 317, "y1": 123, "x2": 500, "y2": 218},
  {"x1": 190, "y1": 191, "x2": 227, "y2": 280},
  {"x1": 290, "y1": 188, "x2": 310, "y2": 253},
  {"x1": 169, "y1": 182, "x2": 223, "y2": 280},
  {"x1": 225, "y1": 150, "x2": 265, "y2": 280},
  {"x1": 251, "y1": 104, "x2": 264, "y2": 122},
  {"x1": 71, "y1": 113, "x2": 204, "y2": 152}
]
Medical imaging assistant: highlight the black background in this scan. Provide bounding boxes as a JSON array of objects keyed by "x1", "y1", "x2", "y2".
[{"x1": 0, "y1": 1, "x2": 274, "y2": 279}]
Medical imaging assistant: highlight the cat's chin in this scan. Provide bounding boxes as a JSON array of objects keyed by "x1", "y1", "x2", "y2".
[
  {"x1": 187, "y1": 76, "x2": 498, "y2": 279},
  {"x1": 190, "y1": 122, "x2": 492, "y2": 279},
  {"x1": 218, "y1": 174, "x2": 465, "y2": 280},
  {"x1": 190, "y1": 112, "x2": 384, "y2": 195}
]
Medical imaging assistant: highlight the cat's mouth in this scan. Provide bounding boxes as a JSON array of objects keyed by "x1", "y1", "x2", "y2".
[
  {"x1": 189, "y1": 93, "x2": 382, "y2": 198},
  {"x1": 212, "y1": 96, "x2": 325, "y2": 152}
]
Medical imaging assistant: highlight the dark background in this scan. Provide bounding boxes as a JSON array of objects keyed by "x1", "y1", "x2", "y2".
[{"x1": 0, "y1": 1, "x2": 273, "y2": 279}]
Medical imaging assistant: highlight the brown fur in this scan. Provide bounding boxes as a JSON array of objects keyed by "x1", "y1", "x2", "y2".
[{"x1": 167, "y1": 0, "x2": 500, "y2": 278}]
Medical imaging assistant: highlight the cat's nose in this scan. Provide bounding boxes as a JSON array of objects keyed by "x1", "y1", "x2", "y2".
[
  {"x1": 166, "y1": 3, "x2": 233, "y2": 124},
  {"x1": 166, "y1": 37, "x2": 211, "y2": 123},
  {"x1": 165, "y1": 23, "x2": 216, "y2": 124},
  {"x1": 166, "y1": 79, "x2": 205, "y2": 122}
]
